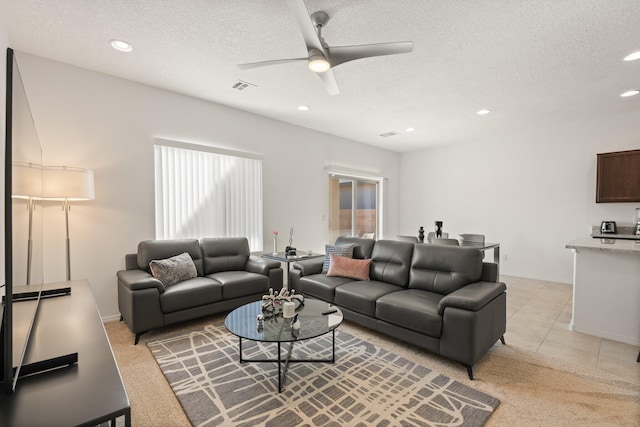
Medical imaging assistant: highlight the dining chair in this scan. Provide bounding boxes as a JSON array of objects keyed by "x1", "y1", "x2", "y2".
[
  {"x1": 426, "y1": 231, "x2": 449, "y2": 242},
  {"x1": 429, "y1": 238, "x2": 460, "y2": 246},
  {"x1": 459, "y1": 234, "x2": 485, "y2": 245},
  {"x1": 396, "y1": 235, "x2": 419, "y2": 243}
]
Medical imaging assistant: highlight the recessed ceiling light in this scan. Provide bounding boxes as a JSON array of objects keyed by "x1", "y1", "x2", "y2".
[
  {"x1": 405, "y1": 127, "x2": 415, "y2": 133},
  {"x1": 620, "y1": 90, "x2": 639, "y2": 97},
  {"x1": 623, "y1": 51, "x2": 640, "y2": 61},
  {"x1": 476, "y1": 109, "x2": 491, "y2": 115},
  {"x1": 297, "y1": 105, "x2": 310, "y2": 111},
  {"x1": 110, "y1": 39, "x2": 132, "y2": 52}
]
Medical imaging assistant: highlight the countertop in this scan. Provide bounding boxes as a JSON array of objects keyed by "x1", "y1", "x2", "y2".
[
  {"x1": 591, "y1": 225, "x2": 640, "y2": 240},
  {"x1": 566, "y1": 237, "x2": 640, "y2": 255}
]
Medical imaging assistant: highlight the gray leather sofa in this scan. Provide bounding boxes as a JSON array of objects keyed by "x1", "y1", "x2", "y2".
[
  {"x1": 289, "y1": 236, "x2": 506, "y2": 379},
  {"x1": 117, "y1": 237, "x2": 283, "y2": 344}
]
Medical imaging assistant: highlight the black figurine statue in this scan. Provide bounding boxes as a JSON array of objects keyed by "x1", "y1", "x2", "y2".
[
  {"x1": 435, "y1": 221, "x2": 443, "y2": 239},
  {"x1": 418, "y1": 226, "x2": 425, "y2": 243}
]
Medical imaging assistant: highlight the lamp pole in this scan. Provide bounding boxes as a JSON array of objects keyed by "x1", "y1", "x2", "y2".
[
  {"x1": 64, "y1": 199, "x2": 71, "y2": 281},
  {"x1": 26, "y1": 197, "x2": 34, "y2": 285}
]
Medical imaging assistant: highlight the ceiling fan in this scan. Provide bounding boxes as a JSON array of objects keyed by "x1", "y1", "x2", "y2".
[{"x1": 238, "y1": 0, "x2": 414, "y2": 95}]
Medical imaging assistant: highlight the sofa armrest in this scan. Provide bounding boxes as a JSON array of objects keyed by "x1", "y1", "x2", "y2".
[
  {"x1": 292, "y1": 257, "x2": 325, "y2": 276},
  {"x1": 438, "y1": 281, "x2": 506, "y2": 315},
  {"x1": 246, "y1": 256, "x2": 281, "y2": 275},
  {"x1": 480, "y1": 262, "x2": 499, "y2": 282},
  {"x1": 117, "y1": 269, "x2": 165, "y2": 293},
  {"x1": 125, "y1": 253, "x2": 139, "y2": 270}
]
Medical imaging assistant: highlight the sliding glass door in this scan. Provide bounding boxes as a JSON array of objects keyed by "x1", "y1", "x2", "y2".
[{"x1": 328, "y1": 175, "x2": 379, "y2": 243}]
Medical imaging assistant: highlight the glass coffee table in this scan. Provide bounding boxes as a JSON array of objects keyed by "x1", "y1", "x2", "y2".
[{"x1": 224, "y1": 298, "x2": 343, "y2": 392}]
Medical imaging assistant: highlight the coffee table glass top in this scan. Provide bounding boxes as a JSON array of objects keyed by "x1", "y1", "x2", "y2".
[{"x1": 225, "y1": 298, "x2": 343, "y2": 343}]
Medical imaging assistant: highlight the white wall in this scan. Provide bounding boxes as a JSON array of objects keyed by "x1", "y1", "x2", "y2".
[
  {"x1": 11, "y1": 52, "x2": 401, "y2": 319},
  {"x1": 399, "y1": 112, "x2": 640, "y2": 283}
]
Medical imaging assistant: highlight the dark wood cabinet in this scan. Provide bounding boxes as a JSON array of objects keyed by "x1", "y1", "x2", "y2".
[{"x1": 596, "y1": 149, "x2": 640, "y2": 203}]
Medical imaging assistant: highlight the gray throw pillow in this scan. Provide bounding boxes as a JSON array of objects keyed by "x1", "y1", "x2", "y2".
[
  {"x1": 322, "y1": 243, "x2": 355, "y2": 273},
  {"x1": 149, "y1": 252, "x2": 198, "y2": 287}
]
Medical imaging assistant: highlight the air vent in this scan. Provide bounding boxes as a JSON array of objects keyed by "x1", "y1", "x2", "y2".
[
  {"x1": 379, "y1": 131, "x2": 398, "y2": 138},
  {"x1": 232, "y1": 80, "x2": 257, "y2": 91}
]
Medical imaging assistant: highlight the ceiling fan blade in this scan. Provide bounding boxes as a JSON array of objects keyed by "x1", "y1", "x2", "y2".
[
  {"x1": 317, "y1": 69, "x2": 340, "y2": 95},
  {"x1": 328, "y1": 41, "x2": 414, "y2": 68},
  {"x1": 286, "y1": 0, "x2": 326, "y2": 54},
  {"x1": 237, "y1": 57, "x2": 308, "y2": 70}
]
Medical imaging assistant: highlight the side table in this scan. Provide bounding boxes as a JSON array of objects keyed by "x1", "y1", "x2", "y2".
[{"x1": 261, "y1": 252, "x2": 324, "y2": 289}]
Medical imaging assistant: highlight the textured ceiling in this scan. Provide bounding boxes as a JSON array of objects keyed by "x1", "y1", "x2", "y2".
[{"x1": 1, "y1": 0, "x2": 639, "y2": 153}]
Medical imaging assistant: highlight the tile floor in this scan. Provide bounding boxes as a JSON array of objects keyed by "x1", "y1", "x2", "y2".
[{"x1": 502, "y1": 275, "x2": 640, "y2": 382}]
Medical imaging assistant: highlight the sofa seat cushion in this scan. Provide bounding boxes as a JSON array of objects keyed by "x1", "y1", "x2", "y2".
[
  {"x1": 159, "y1": 277, "x2": 222, "y2": 313},
  {"x1": 207, "y1": 271, "x2": 269, "y2": 300},
  {"x1": 376, "y1": 289, "x2": 444, "y2": 337},
  {"x1": 297, "y1": 274, "x2": 354, "y2": 303},
  {"x1": 334, "y1": 281, "x2": 401, "y2": 317}
]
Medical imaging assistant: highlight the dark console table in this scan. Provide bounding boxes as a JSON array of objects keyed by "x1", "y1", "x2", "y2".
[{"x1": 0, "y1": 280, "x2": 131, "y2": 426}]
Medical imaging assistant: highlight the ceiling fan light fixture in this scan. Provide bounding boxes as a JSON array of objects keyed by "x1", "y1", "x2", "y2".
[{"x1": 308, "y1": 49, "x2": 330, "y2": 73}]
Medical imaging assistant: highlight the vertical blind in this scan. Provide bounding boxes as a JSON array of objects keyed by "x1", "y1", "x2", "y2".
[{"x1": 154, "y1": 143, "x2": 263, "y2": 251}]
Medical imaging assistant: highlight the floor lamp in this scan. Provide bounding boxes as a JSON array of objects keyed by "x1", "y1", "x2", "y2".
[
  {"x1": 11, "y1": 163, "x2": 43, "y2": 285},
  {"x1": 42, "y1": 166, "x2": 95, "y2": 281}
]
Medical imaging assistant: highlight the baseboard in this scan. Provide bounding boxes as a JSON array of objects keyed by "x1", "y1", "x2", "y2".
[{"x1": 102, "y1": 313, "x2": 122, "y2": 323}]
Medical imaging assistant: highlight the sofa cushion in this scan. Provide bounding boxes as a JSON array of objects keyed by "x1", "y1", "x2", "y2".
[
  {"x1": 376, "y1": 289, "x2": 444, "y2": 337},
  {"x1": 207, "y1": 271, "x2": 269, "y2": 300},
  {"x1": 327, "y1": 254, "x2": 371, "y2": 281},
  {"x1": 296, "y1": 274, "x2": 354, "y2": 303},
  {"x1": 159, "y1": 277, "x2": 222, "y2": 313},
  {"x1": 138, "y1": 239, "x2": 204, "y2": 276},
  {"x1": 369, "y1": 240, "x2": 414, "y2": 287},
  {"x1": 335, "y1": 236, "x2": 375, "y2": 259},
  {"x1": 334, "y1": 281, "x2": 401, "y2": 317},
  {"x1": 322, "y1": 243, "x2": 355, "y2": 273},
  {"x1": 149, "y1": 252, "x2": 198, "y2": 287},
  {"x1": 200, "y1": 237, "x2": 250, "y2": 274},
  {"x1": 409, "y1": 245, "x2": 482, "y2": 295}
]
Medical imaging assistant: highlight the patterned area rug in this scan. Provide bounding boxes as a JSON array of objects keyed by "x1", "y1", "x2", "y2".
[{"x1": 148, "y1": 321, "x2": 499, "y2": 426}]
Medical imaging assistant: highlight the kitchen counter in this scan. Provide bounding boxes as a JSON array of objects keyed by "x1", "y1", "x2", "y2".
[
  {"x1": 566, "y1": 237, "x2": 640, "y2": 255},
  {"x1": 566, "y1": 236, "x2": 640, "y2": 347},
  {"x1": 591, "y1": 225, "x2": 640, "y2": 241}
]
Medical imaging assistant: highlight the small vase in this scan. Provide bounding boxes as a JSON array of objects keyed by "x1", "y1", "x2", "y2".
[{"x1": 273, "y1": 236, "x2": 278, "y2": 255}]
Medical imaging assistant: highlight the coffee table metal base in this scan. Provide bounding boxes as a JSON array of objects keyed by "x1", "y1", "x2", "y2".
[{"x1": 237, "y1": 329, "x2": 336, "y2": 393}]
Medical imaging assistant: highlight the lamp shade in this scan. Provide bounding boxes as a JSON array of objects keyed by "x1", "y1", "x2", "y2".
[
  {"x1": 42, "y1": 166, "x2": 95, "y2": 201},
  {"x1": 12, "y1": 162, "x2": 43, "y2": 199}
]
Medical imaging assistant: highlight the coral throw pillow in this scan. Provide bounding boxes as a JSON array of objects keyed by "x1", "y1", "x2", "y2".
[{"x1": 326, "y1": 254, "x2": 371, "y2": 281}]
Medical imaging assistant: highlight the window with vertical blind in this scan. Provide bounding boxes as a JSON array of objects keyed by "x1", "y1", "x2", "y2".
[{"x1": 154, "y1": 139, "x2": 263, "y2": 251}]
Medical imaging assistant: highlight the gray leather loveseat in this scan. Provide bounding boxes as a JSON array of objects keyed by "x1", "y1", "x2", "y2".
[
  {"x1": 117, "y1": 237, "x2": 283, "y2": 344},
  {"x1": 289, "y1": 237, "x2": 506, "y2": 379}
]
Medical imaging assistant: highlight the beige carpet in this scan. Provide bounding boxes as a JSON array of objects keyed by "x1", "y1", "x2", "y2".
[{"x1": 106, "y1": 315, "x2": 640, "y2": 426}]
